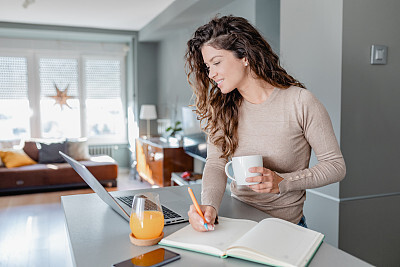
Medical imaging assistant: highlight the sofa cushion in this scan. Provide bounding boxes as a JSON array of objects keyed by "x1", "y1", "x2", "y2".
[
  {"x1": 23, "y1": 141, "x2": 39, "y2": 161},
  {"x1": 67, "y1": 138, "x2": 90, "y2": 161},
  {"x1": 38, "y1": 141, "x2": 67, "y2": 164},
  {"x1": 0, "y1": 149, "x2": 37, "y2": 168}
]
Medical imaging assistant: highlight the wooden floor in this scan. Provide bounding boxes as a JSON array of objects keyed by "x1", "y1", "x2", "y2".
[{"x1": 0, "y1": 170, "x2": 152, "y2": 267}]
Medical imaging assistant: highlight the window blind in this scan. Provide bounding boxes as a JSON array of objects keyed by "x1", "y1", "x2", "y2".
[
  {"x1": 85, "y1": 59, "x2": 121, "y2": 99},
  {"x1": 39, "y1": 58, "x2": 79, "y2": 97},
  {"x1": 0, "y1": 57, "x2": 28, "y2": 99}
]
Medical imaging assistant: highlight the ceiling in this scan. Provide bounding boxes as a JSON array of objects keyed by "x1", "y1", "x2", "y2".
[{"x1": 0, "y1": 0, "x2": 176, "y2": 31}]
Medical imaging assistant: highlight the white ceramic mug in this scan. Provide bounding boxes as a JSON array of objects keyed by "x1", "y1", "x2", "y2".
[{"x1": 225, "y1": 155, "x2": 263, "y2": 185}]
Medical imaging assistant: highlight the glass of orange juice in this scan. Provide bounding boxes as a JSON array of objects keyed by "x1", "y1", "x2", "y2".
[{"x1": 130, "y1": 192, "x2": 164, "y2": 240}]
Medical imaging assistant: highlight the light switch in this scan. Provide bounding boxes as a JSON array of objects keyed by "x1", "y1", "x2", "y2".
[
  {"x1": 371, "y1": 45, "x2": 387, "y2": 65},
  {"x1": 375, "y1": 49, "x2": 384, "y2": 60}
]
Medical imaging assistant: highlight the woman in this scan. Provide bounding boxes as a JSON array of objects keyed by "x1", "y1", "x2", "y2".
[{"x1": 185, "y1": 15, "x2": 346, "y2": 231}]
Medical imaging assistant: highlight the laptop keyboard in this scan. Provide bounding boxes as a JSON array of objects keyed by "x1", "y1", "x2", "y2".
[{"x1": 117, "y1": 196, "x2": 182, "y2": 220}]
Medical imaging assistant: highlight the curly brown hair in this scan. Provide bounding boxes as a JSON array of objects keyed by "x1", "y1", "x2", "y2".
[{"x1": 185, "y1": 15, "x2": 305, "y2": 159}]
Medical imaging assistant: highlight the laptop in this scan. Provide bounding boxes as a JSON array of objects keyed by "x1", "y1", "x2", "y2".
[{"x1": 59, "y1": 151, "x2": 189, "y2": 225}]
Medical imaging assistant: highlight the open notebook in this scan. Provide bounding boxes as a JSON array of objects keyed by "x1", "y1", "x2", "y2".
[{"x1": 159, "y1": 217, "x2": 324, "y2": 267}]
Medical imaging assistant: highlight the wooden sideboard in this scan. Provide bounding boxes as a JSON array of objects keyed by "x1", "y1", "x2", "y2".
[{"x1": 135, "y1": 137, "x2": 193, "y2": 187}]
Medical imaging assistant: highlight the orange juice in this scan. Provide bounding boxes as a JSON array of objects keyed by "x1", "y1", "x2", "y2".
[{"x1": 130, "y1": 210, "x2": 164, "y2": 239}]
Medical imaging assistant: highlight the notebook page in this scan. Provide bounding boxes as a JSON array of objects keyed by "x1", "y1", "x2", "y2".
[
  {"x1": 227, "y1": 218, "x2": 323, "y2": 266},
  {"x1": 160, "y1": 217, "x2": 257, "y2": 256}
]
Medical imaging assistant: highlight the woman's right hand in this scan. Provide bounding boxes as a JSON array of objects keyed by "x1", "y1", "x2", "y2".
[{"x1": 188, "y1": 204, "x2": 217, "y2": 232}]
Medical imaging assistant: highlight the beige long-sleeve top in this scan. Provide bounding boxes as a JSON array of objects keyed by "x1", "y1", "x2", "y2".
[{"x1": 201, "y1": 86, "x2": 346, "y2": 224}]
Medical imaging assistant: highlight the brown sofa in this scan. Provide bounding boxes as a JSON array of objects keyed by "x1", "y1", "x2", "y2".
[
  {"x1": 0, "y1": 140, "x2": 118, "y2": 195},
  {"x1": 0, "y1": 156, "x2": 118, "y2": 194}
]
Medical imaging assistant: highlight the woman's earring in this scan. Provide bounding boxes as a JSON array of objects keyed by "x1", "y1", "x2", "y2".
[{"x1": 245, "y1": 63, "x2": 248, "y2": 66}]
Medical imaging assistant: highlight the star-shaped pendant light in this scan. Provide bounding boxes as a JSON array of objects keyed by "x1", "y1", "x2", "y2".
[{"x1": 49, "y1": 84, "x2": 75, "y2": 110}]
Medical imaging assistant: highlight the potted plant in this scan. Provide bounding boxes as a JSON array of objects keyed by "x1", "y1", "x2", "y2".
[
  {"x1": 166, "y1": 121, "x2": 183, "y2": 144},
  {"x1": 166, "y1": 121, "x2": 182, "y2": 137}
]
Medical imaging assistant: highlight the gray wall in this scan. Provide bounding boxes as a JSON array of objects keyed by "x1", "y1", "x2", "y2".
[
  {"x1": 340, "y1": 0, "x2": 400, "y2": 265},
  {"x1": 255, "y1": 0, "x2": 280, "y2": 54},
  {"x1": 136, "y1": 42, "x2": 159, "y2": 136},
  {"x1": 281, "y1": 0, "x2": 400, "y2": 265},
  {"x1": 341, "y1": 0, "x2": 400, "y2": 198},
  {"x1": 157, "y1": 33, "x2": 193, "y2": 124}
]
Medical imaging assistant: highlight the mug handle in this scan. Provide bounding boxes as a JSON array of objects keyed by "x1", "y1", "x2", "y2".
[{"x1": 225, "y1": 161, "x2": 236, "y2": 181}]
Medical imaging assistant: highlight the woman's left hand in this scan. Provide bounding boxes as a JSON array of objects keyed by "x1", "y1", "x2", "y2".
[{"x1": 246, "y1": 167, "x2": 284, "y2": 194}]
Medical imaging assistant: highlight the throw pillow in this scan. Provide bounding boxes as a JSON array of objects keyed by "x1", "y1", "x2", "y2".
[
  {"x1": 0, "y1": 149, "x2": 37, "y2": 168},
  {"x1": 67, "y1": 138, "x2": 90, "y2": 161},
  {"x1": 37, "y1": 141, "x2": 67, "y2": 164},
  {"x1": 23, "y1": 141, "x2": 39, "y2": 161}
]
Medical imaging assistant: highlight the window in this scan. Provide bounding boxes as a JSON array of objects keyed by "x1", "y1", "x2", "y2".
[
  {"x1": 85, "y1": 59, "x2": 126, "y2": 142},
  {"x1": 0, "y1": 56, "x2": 30, "y2": 140},
  {"x1": 0, "y1": 41, "x2": 127, "y2": 144},
  {"x1": 39, "y1": 58, "x2": 81, "y2": 139}
]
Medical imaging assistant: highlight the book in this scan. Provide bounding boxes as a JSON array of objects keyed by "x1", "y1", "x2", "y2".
[{"x1": 159, "y1": 217, "x2": 324, "y2": 267}]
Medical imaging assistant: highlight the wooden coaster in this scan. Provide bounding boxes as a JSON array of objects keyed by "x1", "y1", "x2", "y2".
[{"x1": 129, "y1": 232, "x2": 164, "y2": 246}]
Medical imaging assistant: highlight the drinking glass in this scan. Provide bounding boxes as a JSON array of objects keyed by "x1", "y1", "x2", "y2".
[{"x1": 130, "y1": 192, "x2": 164, "y2": 239}]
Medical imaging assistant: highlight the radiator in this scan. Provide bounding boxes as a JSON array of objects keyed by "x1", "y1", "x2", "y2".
[{"x1": 89, "y1": 145, "x2": 117, "y2": 157}]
